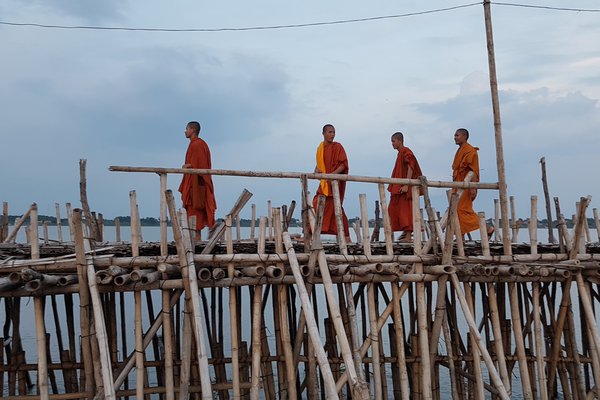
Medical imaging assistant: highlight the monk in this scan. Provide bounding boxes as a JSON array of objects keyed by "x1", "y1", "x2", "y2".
[
  {"x1": 452, "y1": 128, "x2": 493, "y2": 237},
  {"x1": 312, "y1": 124, "x2": 351, "y2": 242},
  {"x1": 387, "y1": 132, "x2": 423, "y2": 242},
  {"x1": 178, "y1": 121, "x2": 217, "y2": 238}
]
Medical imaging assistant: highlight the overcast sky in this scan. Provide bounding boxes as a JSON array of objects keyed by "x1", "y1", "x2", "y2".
[{"x1": 1, "y1": 1, "x2": 599, "y2": 227}]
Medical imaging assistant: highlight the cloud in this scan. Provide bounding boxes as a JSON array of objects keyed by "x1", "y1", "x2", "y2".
[{"x1": 2, "y1": 0, "x2": 127, "y2": 23}]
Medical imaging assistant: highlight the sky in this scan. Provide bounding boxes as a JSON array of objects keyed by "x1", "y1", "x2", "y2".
[{"x1": 1, "y1": 1, "x2": 599, "y2": 226}]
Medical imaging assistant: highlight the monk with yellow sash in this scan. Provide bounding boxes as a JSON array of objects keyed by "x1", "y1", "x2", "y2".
[
  {"x1": 313, "y1": 124, "x2": 351, "y2": 241},
  {"x1": 452, "y1": 128, "x2": 493, "y2": 237}
]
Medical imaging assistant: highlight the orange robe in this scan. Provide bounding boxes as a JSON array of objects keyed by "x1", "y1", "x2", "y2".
[
  {"x1": 178, "y1": 137, "x2": 217, "y2": 230},
  {"x1": 452, "y1": 142, "x2": 480, "y2": 234},
  {"x1": 388, "y1": 146, "x2": 423, "y2": 232},
  {"x1": 312, "y1": 141, "x2": 350, "y2": 237}
]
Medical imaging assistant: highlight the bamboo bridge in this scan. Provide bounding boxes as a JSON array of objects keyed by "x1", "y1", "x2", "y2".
[{"x1": 1, "y1": 161, "x2": 600, "y2": 400}]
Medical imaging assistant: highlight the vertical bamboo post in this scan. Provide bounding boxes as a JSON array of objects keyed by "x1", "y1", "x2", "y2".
[
  {"x1": 166, "y1": 191, "x2": 213, "y2": 399},
  {"x1": 412, "y1": 186, "x2": 432, "y2": 400},
  {"x1": 509, "y1": 280, "x2": 533, "y2": 399},
  {"x1": 42, "y1": 220, "x2": 49, "y2": 244},
  {"x1": 594, "y1": 208, "x2": 600, "y2": 242},
  {"x1": 368, "y1": 283, "x2": 383, "y2": 399},
  {"x1": 483, "y1": 0, "x2": 512, "y2": 256},
  {"x1": 159, "y1": 174, "x2": 175, "y2": 400},
  {"x1": 464, "y1": 282, "x2": 485, "y2": 399},
  {"x1": 1, "y1": 201, "x2": 8, "y2": 241},
  {"x1": 301, "y1": 174, "x2": 314, "y2": 251},
  {"x1": 530, "y1": 196, "x2": 538, "y2": 255},
  {"x1": 539, "y1": 157, "x2": 556, "y2": 243},
  {"x1": 532, "y1": 283, "x2": 549, "y2": 400},
  {"x1": 250, "y1": 274, "x2": 263, "y2": 400},
  {"x1": 129, "y1": 191, "x2": 145, "y2": 400},
  {"x1": 225, "y1": 215, "x2": 242, "y2": 398},
  {"x1": 510, "y1": 196, "x2": 518, "y2": 243},
  {"x1": 359, "y1": 194, "x2": 371, "y2": 257},
  {"x1": 486, "y1": 283, "x2": 511, "y2": 392},
  {"x1": 97, "y1": 213, "x2": 104, "y2": 242},
  {"x1": 267, "y1": 200, "x2": 273, "y2": 241},
  {"x1": 114, "y1": 218, "x2": 121, "y2": 243},
  {"x1": 331, "y1": 180, "x2": 348, "y2": 252},
  {"x1": 79, "y1": 159, "x2": 100, "y2": 242},
  {"x1": 273, "y1": 209, "x2": 298, "y2": 399},
  {"x1": 478, "y1": 212, "x2": 490, "y2": 257},
  {"x1": 65, "y1": 202, "x2": 74, "y2": 242},
  {"x1": 55, "y1": 203, "x2": 63, "y2": 243},
  {"x1": 73, "y1": 210, "x2": 94, "y2": 397},
  {"x1": 31, "y1": 205, "x2": 50, "y2": 400},
  {"x1": 377, "y1": 184, "x2": 394, "y2": 255},
  {"x1": 494, "y1": 198, "x2": 501, "y2": 242},
  {"x1": 236, "y1": 215, "x2": 241, "y2": 242},
  {"x1": 554, "y1": 197, "x2": 566, "y2": 253},
  {"x1": 250, "y1": 203, "x2": 256, "y2": 241}
]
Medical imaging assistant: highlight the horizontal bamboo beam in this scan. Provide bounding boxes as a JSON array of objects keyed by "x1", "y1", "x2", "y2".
[{"x1": 109, "y1": 165, "x2": 499, "y2": 190}]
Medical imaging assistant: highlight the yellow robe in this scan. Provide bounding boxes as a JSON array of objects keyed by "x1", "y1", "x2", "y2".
[{"x1": 452, "y1": 143, "x2": 480, "y2": 234}]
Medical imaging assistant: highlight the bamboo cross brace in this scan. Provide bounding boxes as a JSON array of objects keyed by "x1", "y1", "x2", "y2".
[
  {"x1": 449, "y1": 274, "x2": 510, "y2": 400},
  {"x1": 283, "y1": 232, "x2": 338, "y2": 399}
]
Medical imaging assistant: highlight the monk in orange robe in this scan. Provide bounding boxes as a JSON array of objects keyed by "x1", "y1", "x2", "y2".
[
  {"x1": 312, "y1": 124, "x2": 351, "y2": 241},
  {"x1": 178, "y1": 121, "x2": 217, "y2": 237},
  {"x1": 387, "y1": 132, "x2": 423, "y2": 241},
  {"x1": 452, "y1": 128, "x2": 492, "y2": 236}
]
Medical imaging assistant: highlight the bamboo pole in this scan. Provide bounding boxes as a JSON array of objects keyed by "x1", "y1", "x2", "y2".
[
  {"x1": 83, "y1": 234, "x2": 116, "y2": 398},
  {"x1": 331, "y1": 180, "x2": 348, "y2": 251},
  {"x1": 226, "y1": 215, "x2": 242, "y2": 399},
  {"x1": 30, "y1": 205, "x2": 50, "y2": 400},
  {"x1": 267, "y1": 200, "x2": 273, "y2": 241},
  {"x1": 250, "y1": 204, "x2": 256, "y2": 241},
  {"x1": 109, "y1": 165, "x2": 499, "y2": 190},
  {"x1": 114, "y1": 218, "x2": 121, "y2": 243},
  {"x1": 42, "y1": 220, "x2": 49, "y2": 244},
  {"x1": 464, "y1": 282, "x2": 485, "y2": 399},
  {"x1": 3, "y1": 203, "x2": 35, "y2": 243},
  {"x1": 483, "y1": 0, "x2": 512, "y2": 256},
  {"x1": 478, "y1": 212, "x2": 491, "y2": 257},
  {"x1": 55, "y1": 203, "x2": 63, "y2": 243},
  {"x1": 368, "y1": 282, "x2": 383, "y2": 399},
  {"x1": 249, "y1": 276, "x2": 263, "y2": 400},
  {"x1": 494, "y1": 198, "x2": 501, "y2": 242},
  {"x1": 359, "y1": 194, "x2": 371, "y2": 256},
  {"x1": 65, "y1": 202, "x2": 74, "y2": 242},
  {"x1": 450, "y1": 274, "x2": 510, "y2": 399},
  {"x1": 79, "y1": 159, "x2": 100, "y2": 242},
  {"x1": 273, "y1": 209, "x2": 297, "y2": 399},
  {"x1": 530, "y1": 196, "x2": 538, "y2": 255},
  {"x1": 594, "y1": 208, "x2": 600, "y2": 243},
  {"x1": 159, "y1": 174, "x2": 174, "y2": 400},
  {"x1": 72, "y1": 210, "x2": 95, "y2": 398},
  {"x1": 283, "y1": 232, "x2": 338, "y2": 399},
  {"x1": 532, "y1": 283, "x2": 549, "y2": 400},
  {"x1": 377, "y1": 183, "x2": 394, "y2": 255},
  {"x1": 510, "y1": 196, "x2": 518, "y2": 243},
  {"x1": 129, "y1": 191, "x2": 145, "y2": 400},
  {"x1": 411, "y1": 185, "x2": 433, "y2": 400},
  {"x1": 1, "y1": 201, "x2": 8, "y2": 241},
  {"x1": 540, "y1": 157, "x2": 556, "y2": 243},
  {"x1": 166, "y1": 194, "x2": 213, "y2": 400}
]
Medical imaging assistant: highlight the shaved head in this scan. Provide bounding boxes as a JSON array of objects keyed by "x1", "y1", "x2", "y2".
[
  {"x1": 187, "y1": 121, "x2": 201, "y2": 135},
  {"x1": 391, "y1": 132, "x2": 404, "y2": 142},
  {"x1": 456, "y1": 128, "x2": 469, "y2": 140},
  {"x1": 322, "y1": 123, "x2": 334, "y2": 133}
]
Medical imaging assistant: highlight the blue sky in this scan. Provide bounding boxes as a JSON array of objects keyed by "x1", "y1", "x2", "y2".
[{"x1": 1, "y1": 1, "x2": 599, "y2": 225}]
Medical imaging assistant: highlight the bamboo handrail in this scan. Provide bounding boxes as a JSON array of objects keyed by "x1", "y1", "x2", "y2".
[{"x1": 108, "y1": 165, "x2": 499, "y2": 190}]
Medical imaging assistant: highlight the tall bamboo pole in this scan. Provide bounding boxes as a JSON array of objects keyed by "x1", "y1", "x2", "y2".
[
  {"x1": 79, "y1": 159, "x2": 100, "y2": 242},
  {"x1": 483, "y1": 0, "x2": 512, "y2": 256},
  {"x1": 65, "y1": 202, "x2": 74, "y2": 242},
  {"x1": 250, "y1": 203, "x2": 256, "y2": 241},
  {"x1": 594, "y1": 208, "x2": 600, "y2": 242},
  {"x1": 532, "y1": 283, "x2": 549, "y2": 400},
  {"x1": 1, "y1": 201, "x2": 8, "y2": 241},
  {"x1": 159, "y1": 174, "x2": 175, "y2": 400}
]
